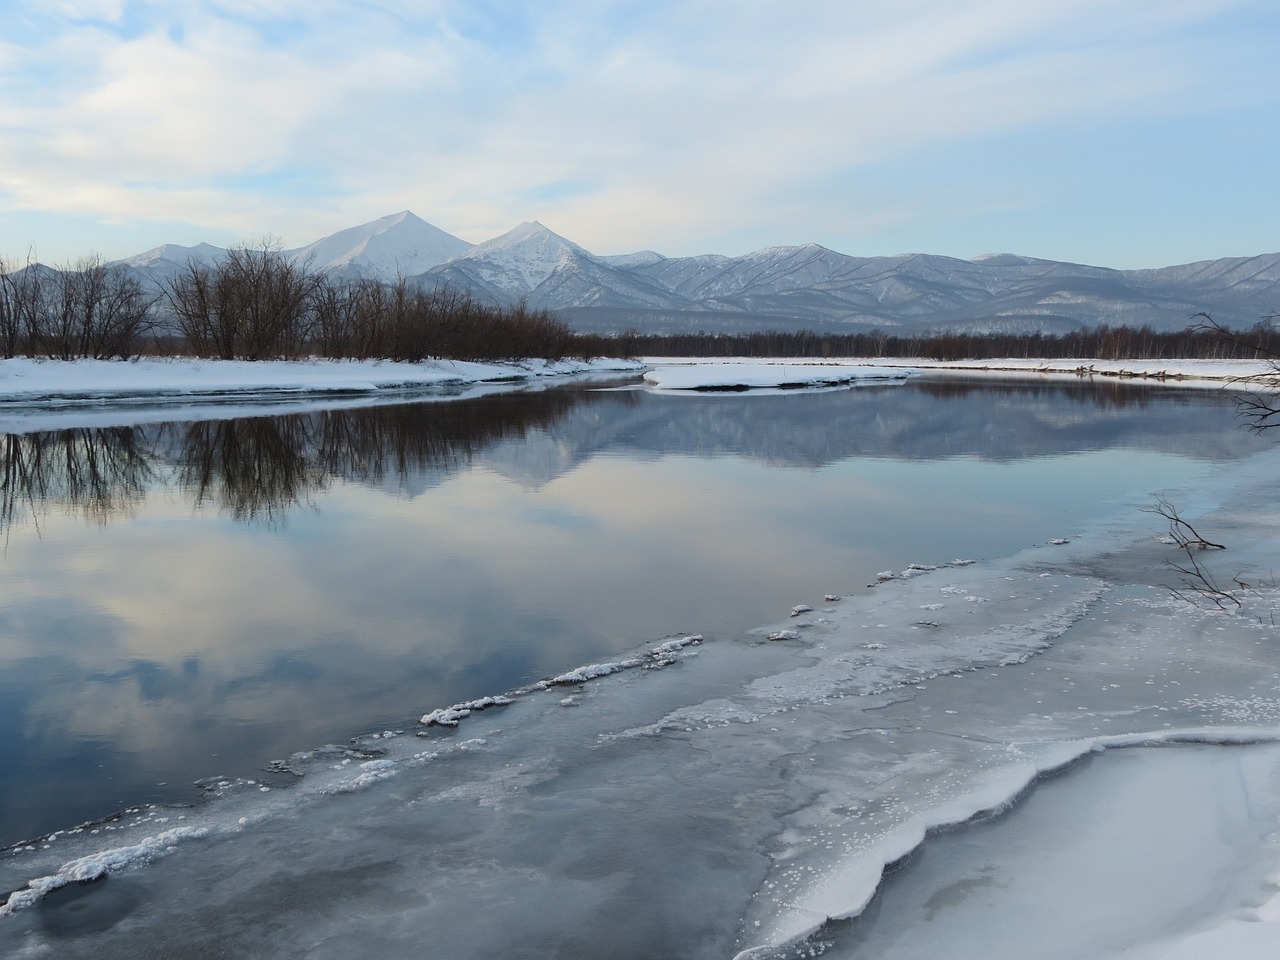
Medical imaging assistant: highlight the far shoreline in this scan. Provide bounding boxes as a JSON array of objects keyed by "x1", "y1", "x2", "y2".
[
  {"x1": 0, "y1": 355, "x2": 1270, "y2": 407},
  {"x1": 642, "y1": 355, "x2": 1276, "y2": 386}
]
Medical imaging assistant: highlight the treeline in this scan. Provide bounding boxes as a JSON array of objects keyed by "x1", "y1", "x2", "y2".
[
  {"x1": 0, "y1": 243, "x2": 627, "y2": 362},
  {"x1": 0, "y1": 256, "x2": 155, "y2": 359},
  {"x1": 628, "y1": 323, "x2": 1280, "y2": 361}
]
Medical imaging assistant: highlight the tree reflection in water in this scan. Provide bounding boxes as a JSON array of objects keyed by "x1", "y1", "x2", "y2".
[
  {"x1": 0, "y1": 427, "x2": 155, "y2": 533},
  {"x1": 0, "y1": 386, "x2": 606, "y2": 530}
]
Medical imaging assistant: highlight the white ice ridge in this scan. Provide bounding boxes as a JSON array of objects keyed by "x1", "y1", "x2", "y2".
[
  {"x1": 0, "y1": 632, "x2": 704, "y2": 922},
  {"x1": 419, "y1": 635, "x2": 703, "y2": 727},
  {"x1": 0, "y1": 827, "x2": 208, "y2": 918},
  {"x1": 420, "y1": 696, "x2": 515, "y2": 728}
]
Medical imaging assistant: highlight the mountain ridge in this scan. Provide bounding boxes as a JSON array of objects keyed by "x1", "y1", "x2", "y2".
[{"x1": 109, "y1": 212, "x2": 1280, "y2": 336}]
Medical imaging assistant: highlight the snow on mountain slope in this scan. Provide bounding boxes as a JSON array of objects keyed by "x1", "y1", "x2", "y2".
[
  {"x1": 597, "y1": 250, "x2": 666, "y2": 269},
  {"x1": 445, "y1": 221, "x2": 591, "y2": 292},
  {"x1": 117, "y1": 242, "x2": 227, "y2": 282},
  {"x1": 285, "y1": 210, "x2": 472, "y2": 278},
  {"x1": 1134, "y1": 253, "x2": 1280, "y2": 294},
  {"x1": 530, "y1": 252, "x2": 684, "y2": 309},
  {"x1": 110, "y1": 241, "x2": 228, "y2": 293},
  {"x1": 420, "y1": 223, "x2": 680, "y2": 309},
  {"x1": 107, "y1": 211, "x2": 1280, "y2": 336},
  {"x1": 652, "y1": 243, "x2": 856, "y2": 300}
]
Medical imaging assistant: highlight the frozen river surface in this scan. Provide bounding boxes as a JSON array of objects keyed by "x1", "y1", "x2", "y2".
[{"x1": 1, "y1": 369, "x2": 1279, "y2": 958}]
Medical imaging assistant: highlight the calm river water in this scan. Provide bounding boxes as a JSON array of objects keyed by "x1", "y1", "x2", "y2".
[{"x1": 0, "y1": 374, "x2": 1268, "y2": 845}]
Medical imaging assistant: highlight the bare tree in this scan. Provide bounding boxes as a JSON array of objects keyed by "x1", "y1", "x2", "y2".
[
  {"x1": 166, "y1": 259, "x2": 225, "y2": 357},
  {"x1": 87, "y1": 261, "x2": 159, "y2": 358},
  {"x1": 0, "y1": 256, "x2": 44, "y2": 358},
  {"x1": 311, "y1": 274, "x2": 367, "y2": 358},
  {"x1": 166, "y1": 240, "x2": 318, "y2": 359},
  {"x1": 26, "y1": 256, "x2": 156, "y2": 360},
  {"x1": 1190, "y1": 312, "x2": 1280, "y2": 430}
]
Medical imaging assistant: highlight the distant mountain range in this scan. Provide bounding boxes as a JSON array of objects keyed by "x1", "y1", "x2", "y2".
[{"x1": 114, "y1": 211, "x2": 1280, "y2": 336}]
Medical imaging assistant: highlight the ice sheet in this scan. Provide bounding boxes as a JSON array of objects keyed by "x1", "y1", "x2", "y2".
[{"x1": 790, "y1": 743, "x2": 1280, "y2": 960}]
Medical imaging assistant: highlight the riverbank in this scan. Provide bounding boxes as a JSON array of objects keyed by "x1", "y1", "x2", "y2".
[
  {"x1": 0, "y1": 356, "x2": 1269, "y2": 407},
  {"x1": 643, "y1": 355, "x2": 1276, "y2": 386},
  {"x1": 0, "y1": 356, "x2": 645, "y2": 404}
]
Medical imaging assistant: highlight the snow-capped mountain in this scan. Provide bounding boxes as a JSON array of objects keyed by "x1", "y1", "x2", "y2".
[
  {"x1": 115, "y1": 211, "x2": 472, "y2": 290},
  {"x1": 285, "y1": 210, "x2": 471, "y2": 278},
  {"x1": 419, "y1": 220, "x2": 588, "y2": 300},
  {"x1": 422, "y1": 221, "x2": 678, "y2": 309},
  {"x1": 113, "y1": 212, "x2": 1280, "y2": 336},
  {"x1": 118, "y1": 241, "x2": 228, "y2": 287}
]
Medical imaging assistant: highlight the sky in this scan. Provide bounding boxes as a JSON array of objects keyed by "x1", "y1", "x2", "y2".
[{"x1": 0, "y1": 0, "x2": 1277, "y2": 268}]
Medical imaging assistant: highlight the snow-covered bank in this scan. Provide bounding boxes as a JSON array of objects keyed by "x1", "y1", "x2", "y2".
[
  {"x1": 0, "y1": 355, "x2": 1264, "y2": 411},
  {"x1": 0, "y1": 356, "x2": 644, "y2": 405},
  {"x1": 643, "y1": 355, "x2": 1278, "y2": 389},
  {"x1": 803, "y1": 741, "x2": 1280, "y2": 960},
  {"x1": 0, "y1": 356, "x2": 646, "y2": 434},
  {"x1": 642, "y1": 361, "x2": 913, "y2": 392},
  {"x1": 865, "y1": 355, "x2": 1278, "y2": 383}
]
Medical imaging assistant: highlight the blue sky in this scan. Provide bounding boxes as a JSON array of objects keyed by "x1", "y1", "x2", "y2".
[{"x1": 1, "y1": 0, "x2": 1277, "y2": 267}]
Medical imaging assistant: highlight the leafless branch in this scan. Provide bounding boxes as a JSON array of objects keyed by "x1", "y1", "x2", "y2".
[
  {"x1": 1190, "y1": 312, "x2": 1280, "y2": 431},
  {"x1": 1147, "y1": 497, "x2": 1226, "y2": 550},
  {"x1": 1147, "y1": 497, "x2": 1239, "y2": 609}
]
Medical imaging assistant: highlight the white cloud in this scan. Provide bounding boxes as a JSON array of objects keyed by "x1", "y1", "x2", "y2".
[{"x1": 0, "y1": 0, "x2": 1276, "y2": 262}]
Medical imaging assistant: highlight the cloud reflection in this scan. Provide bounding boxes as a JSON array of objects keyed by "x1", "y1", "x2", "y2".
[{"x1": 0, "y1": 378, "x2": 1270, "y2": 844}]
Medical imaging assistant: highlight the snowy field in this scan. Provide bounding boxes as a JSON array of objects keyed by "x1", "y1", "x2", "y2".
[{"x1": 1, "y1": 356, "x2": 1279, "y2": 959}]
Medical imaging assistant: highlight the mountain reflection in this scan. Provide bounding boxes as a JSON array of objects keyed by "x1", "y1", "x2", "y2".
[
  {"x1": 0, "y1": 377, "x2": 1262, "y2": 531},
  {"x1": 913, "y1": 378, "x2": 1163, "y2": 409}
]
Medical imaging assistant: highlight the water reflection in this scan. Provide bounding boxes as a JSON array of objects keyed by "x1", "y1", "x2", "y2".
[
  {"x1": 0, "y1": 379, "x2": 1252, "y2": 532},
  {"x1": 913, "y1": 378, "x2": 1162, "y2": 407},
  {"x1": 0, "y1": 377, "x2": 1269, "y2": 846},
  {"x1": 2, "y1": 387, "x2": 597, "y2": 529},
  {"x1": 0, "y1": 429, "x2": 154, "y2": 531}
]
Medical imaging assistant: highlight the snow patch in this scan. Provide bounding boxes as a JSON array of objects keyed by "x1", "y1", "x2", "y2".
[{"x1": 643, "y1": 361, "x2": 913, "y2": 393}]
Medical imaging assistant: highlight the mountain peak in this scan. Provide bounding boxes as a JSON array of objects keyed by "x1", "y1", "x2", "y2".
[
  {"x1": 288, "y1": 211, "x2": 472, "y2": 277},
  {"x1": 457, "y1": 220, "x2": 592, "y2": 290},
  {"x1": 117, "y1": 241, "x2": 226, "y2": 270},
  {"x1": 471, "y1": 220, "x2": 582, "y2": 251}
]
